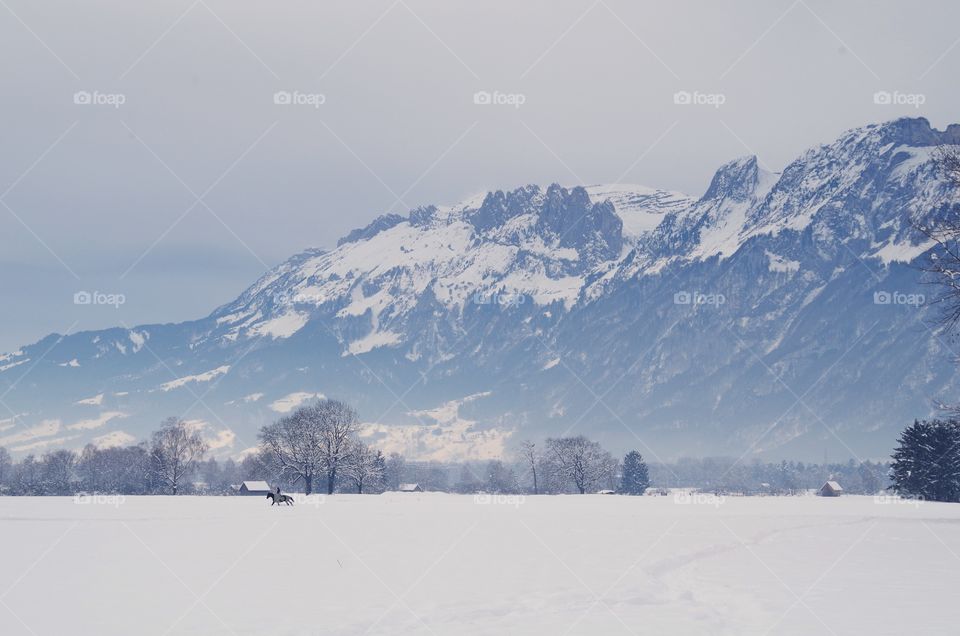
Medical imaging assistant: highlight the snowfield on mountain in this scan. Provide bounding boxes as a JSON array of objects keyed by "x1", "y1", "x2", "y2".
[
  {"x1": 2, "y1": 494, "x2": 959, "y2": 635},
  {"x1": 1, "y1": 117, "x2": 960, "y2": 460}
]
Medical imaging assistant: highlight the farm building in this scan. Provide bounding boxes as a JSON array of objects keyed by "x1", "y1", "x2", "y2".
[
  {"x1": 398, "y1": 483, "x2": 423, "y2": 493},
  {"x1": 818, "y1": 481, "x2": 843, "y2": 497},
  {"x1": 239, "y1": 481, "x2": 272, "y2": 495}
]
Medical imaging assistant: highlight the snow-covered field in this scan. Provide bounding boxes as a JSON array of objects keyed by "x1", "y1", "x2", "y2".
[{"x1": 2, "y1": 494, "x2": 959, "y2": 635}]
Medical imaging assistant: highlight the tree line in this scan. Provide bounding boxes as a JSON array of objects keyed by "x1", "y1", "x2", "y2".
[
  {"x1": 0, "y1": 401, "x2": 392, "y2": 496},
  {"x1": 0, "y1": 399, "x2": 890, "y2": 497}
]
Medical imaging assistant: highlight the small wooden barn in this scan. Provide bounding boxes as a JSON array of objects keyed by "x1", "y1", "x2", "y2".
[
  {"x1": 398, "y1": 483, "x2": 423, "y2": 493},
  {"x1": 818, "y1": 481, "x2": 843, "y2": 497},
  {"x1": 239, "y1": 480, "x2": 272, "y2": 495}
]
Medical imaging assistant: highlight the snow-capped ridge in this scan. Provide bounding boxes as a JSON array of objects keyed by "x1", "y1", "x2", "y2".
[
  {"x1": 337, "y1": 213, "x2": 406, "y2": 246},
  {"x1": 4, "y1": 118, "x2": 959, "y2": 460},
  {"x1": 702, "y1": 155, "x2": 766, "y2": 202},
  {"x1": 207, "y1": 118, "x2": 960, "y2": 353}
]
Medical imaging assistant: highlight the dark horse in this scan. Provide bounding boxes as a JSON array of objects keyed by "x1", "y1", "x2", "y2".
[{"x1": 266, "y1": 492, "x2": 294, "y2": 506}]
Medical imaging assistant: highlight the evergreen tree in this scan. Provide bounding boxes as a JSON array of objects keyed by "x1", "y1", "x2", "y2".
[
  {"x1": 620, "y1": 450, "x2": 649, "y2": 495},
  {"x1": 891, "y1": 419, "x2": 960, "y2": 502}
]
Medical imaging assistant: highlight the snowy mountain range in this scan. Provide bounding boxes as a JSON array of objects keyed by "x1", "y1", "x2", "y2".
[{"x1": 2, "y1": 117, "x2": 959, "y2": 462}]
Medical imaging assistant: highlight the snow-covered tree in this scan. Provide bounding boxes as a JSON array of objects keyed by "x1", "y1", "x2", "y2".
[
  {"x1": 0, "y1": 446, "x2": 11, "y2": 492},
  {"x1": 620, "y1": 450, "x2": 649, "y2": 495},
  {"x1": 77, "y1": 444, "x2": 153, "y2": 494},
  {"x1": 372, "y1": 451, "x2": 386, "y2": 492},
  {"x1": 15, "y1": 454, "x2": 43, "y2": 494},
  {"x1": 239, "y1": 449, "x2": 275, "y2": 483},
  {"x1": 519, "y1": 440, "x2": 539, "y2": 494},
  {"x1": 150, "y1": 417, "x2": 208, "y2": 495},
  {"x1": 259, "y1": 399, "x2": 359, "y2": 495},
  {"x1": 343, "y1": 442, "x2": 384, "y2": 494},
  {"x1": 545, "y1": 436, "x2": 615, "y2": 494},
  {"x1": 39, "y1": 449, "x2": 77, "y2": 495},
  {"x1": 891, "y1": 419, "x2": 960, "y2": 502}
]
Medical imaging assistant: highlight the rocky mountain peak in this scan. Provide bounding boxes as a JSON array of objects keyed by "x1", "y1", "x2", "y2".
[{"x1": 702, "y1": 155, "x2": 762, "y2": 202}]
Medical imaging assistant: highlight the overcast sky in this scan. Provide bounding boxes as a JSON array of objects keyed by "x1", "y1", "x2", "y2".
[{"x1": 1, "y1": 0, "x2": 958, "y2": 351}]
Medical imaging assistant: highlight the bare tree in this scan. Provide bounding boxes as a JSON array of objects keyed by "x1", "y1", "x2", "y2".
[
  {"x1": 77, "y1": 443, "x2": 153, "y2": 494},
  {"x1": 40, "y1": 450, "x2": 76, "y2": 495},
  {"x1": 15, "y1": 455, "x2": 43, "y2": 494},
  {"x1": 317, "y1": 400, "x2": 359, "y2": 494},
  {"x1": 150, "y1": 417, "x2": 208, "y2": 495},
  {"x1": 545, "y1": 436, "x2": 615, "y2": 494},
  {"x1": 342, "y1": 441, "x2": 384, "y2": 494},
  {"x1": 259, "y1": 399, "x2": 359, "y2": 495},
  {"x1": 261, "y1": 406, "x2": 323, "y2": 495},
  {"x1": 519, "y1": 440, "x2": 539, "y2": 494}
]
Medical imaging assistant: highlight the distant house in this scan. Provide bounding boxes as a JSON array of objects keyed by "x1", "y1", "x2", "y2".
[
  {"x1": 239, "y1": 481, "x2": 272, "y2": 495},
  {"x1": 398, "y1": 483, "x2": 423, "y2": 493},
  {"x1": 818, "y1": 481, "x2": 843, "y2": 497}
]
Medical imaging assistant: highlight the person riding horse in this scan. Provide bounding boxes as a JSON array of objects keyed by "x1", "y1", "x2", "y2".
[{"x1": 266, "y1": 485, "x2": 294, "y2": 506}]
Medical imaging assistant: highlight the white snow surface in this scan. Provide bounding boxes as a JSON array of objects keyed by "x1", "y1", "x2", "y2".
[
  {"x1": 159, "y1": 365, "x2": 231, "y2": 392},
  {"x1": 584, "y1": 184, "x2": 694, "y2": 238},
  {"x1": 1, "y1": 495, "x2": 958, "y2": 635},
  {"x1": 346, "y1": 330, "x2": 403, "y2": 356},
  {"x1": 249, "y1": 311, "x2": 309, "y2": 339}
]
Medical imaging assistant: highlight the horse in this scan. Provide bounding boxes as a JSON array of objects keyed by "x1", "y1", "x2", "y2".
[{"x1": 266, "y1": 492, "x2": 295, "y2": 506}]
